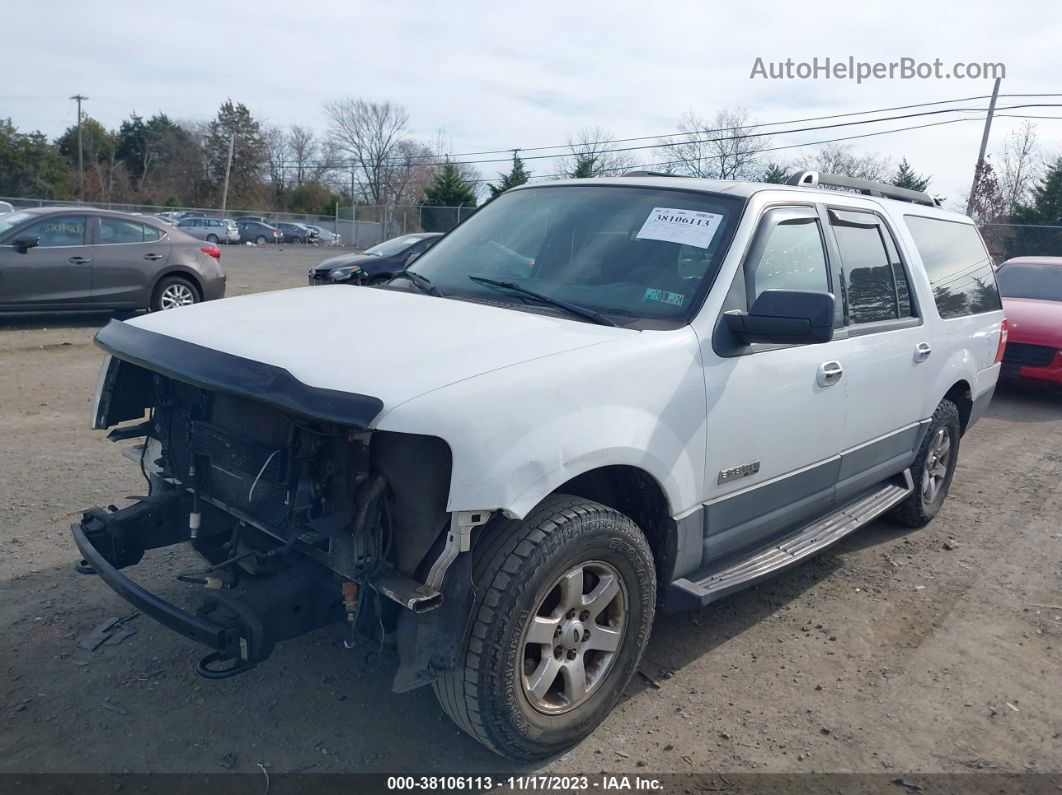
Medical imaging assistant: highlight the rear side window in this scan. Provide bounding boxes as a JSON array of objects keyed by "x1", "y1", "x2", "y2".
[
  {"x1": 829, "y1": 210, "x2": 912, "y2": 324},
  {"x1": 904, "y1": 215, "x2": 1002, "y2": 318},
  {"x1": 100, "y1": 218, "x2": 148, "y2": 244}
]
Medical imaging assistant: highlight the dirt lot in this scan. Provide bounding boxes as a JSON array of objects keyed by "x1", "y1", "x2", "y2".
[{"x1": 1, "y1": 245, "x2": 1059, "y2": 776}]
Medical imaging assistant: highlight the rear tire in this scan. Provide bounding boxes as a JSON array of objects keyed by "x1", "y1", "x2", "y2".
[
  {"x1": 255, "y1": 235, "x2": 267, "y2": 245},
  {"x1": 206, "y1": 234, "x2": 219, "y2": 243},
  {"x1": 151, "y1": 275, "x2": 200, "y2": 312},
  {"x1": 432, "y1": 495, "x2": 655, "y2": 761},
  {"x1": 889, "y1": 399, "x2": 961, "y2": 527}
]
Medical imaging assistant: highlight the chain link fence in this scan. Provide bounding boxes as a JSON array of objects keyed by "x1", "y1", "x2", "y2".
[{"x1": 0, "y1": 196, "x2": 478, "y2": 249}]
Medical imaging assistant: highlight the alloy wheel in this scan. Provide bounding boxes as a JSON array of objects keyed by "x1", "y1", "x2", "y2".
[
  {"x1": 921, "y1": 426, "x2": 952, "y2": 505},
  {"x1": 519, "y1": 560, "x2": 626, "y2": 714},
  {"x1": 159, "y1": 283, "x2": 196, "y2": 309}
]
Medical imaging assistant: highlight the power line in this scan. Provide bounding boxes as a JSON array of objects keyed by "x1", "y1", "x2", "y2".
[{"x1": 294, "y1": 102, "x2": 1062, "y2": 172}]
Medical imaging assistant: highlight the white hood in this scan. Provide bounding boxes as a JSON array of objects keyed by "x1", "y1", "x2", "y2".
[{"x1": 129, "y1": 286, "x2": 633, "y2": 414}]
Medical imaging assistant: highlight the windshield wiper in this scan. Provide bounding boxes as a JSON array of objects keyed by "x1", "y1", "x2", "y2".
[
  {"x1": 468, "y1": 275, "x2": 617, "y2": 327},
  {"x1": 391, "y1": 268, "x2": 442, "y2": 296}
]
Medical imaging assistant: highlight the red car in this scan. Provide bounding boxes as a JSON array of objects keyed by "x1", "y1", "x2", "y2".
[{"x1": 996, "y1": 256, "x2": 1062, "y2": 386}]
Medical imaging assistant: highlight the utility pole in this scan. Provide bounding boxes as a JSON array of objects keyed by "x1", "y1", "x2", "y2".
[
  {"x1": 70, "y1": 94, "x2": 88, "y2": 201},
  {"x1": 219, "y1": 132, "x2": 235, "y2": 216},
  {"x1": 966, "y1": 77, "x2": 1002, "y2": 216}
]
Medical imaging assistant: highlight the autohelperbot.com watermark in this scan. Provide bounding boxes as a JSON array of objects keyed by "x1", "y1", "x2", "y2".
[{"x1": 750, "y1": 56, "x2": 1005, "y2": 83}]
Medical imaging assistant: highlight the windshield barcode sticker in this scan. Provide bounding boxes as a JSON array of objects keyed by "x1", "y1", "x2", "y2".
[{"x1": 636, "y1": 207, "x2": 724, "y2": 249}]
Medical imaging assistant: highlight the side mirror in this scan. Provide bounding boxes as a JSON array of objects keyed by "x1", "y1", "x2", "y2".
[
  {"x1": 14, "y1": 236, "x2": 40, "y2": 254},
  {"x1": 725, "y1": 289, "x2": 834, "y2": 345}
]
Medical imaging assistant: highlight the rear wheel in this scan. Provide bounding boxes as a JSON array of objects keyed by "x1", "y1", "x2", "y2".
[
  {"x1": 889, "y1": 399, "x2": 961, "y2": 527},
  {"x1": 433, "y1": 495, "x2": 655, "y2": 761},
  {"x1": 255, "y1": 235, "x2": 267, "y2": 245},
  {"x1": 206, "y1": 233, "x2": 219, "y2": 243},
  {"x1": 151, "y1": 276, "x2": 200, "y2": 311}
]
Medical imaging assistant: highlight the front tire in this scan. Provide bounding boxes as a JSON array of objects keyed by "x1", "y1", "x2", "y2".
[
  {"x1": 889, "y1": 399, "x2": 961, "y2": 527},
  {"x1": 433, "y1": 495, "x2": 655, "y2": 761}
]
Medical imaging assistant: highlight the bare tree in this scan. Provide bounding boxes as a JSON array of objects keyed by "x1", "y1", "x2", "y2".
[
  {"x1": 795, "y1": 143, "x2": 892, "y2": 182},
  {"x1": 560, "y1": 127, "x2": 636, "y2": 177},
  {"x1": 262, "y1": 124, "x2": 290, "y2": 200},
  {"x1": 658, "y1": 108, "x2": 770, "y2": 180},
  {"x1": 996, "y1": 121, "x2": 1041, "y2": 211},
  {"x1": 287, "y1": 124, "x2": 317, "y2": 186},
  {"x1": 324, "y1": 98, "x2": 409, "y2": 204}
]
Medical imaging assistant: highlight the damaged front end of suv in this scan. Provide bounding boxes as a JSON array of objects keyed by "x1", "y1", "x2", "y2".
[{"x1": 75, "y1": 319, "x2": 484, "y2": 689}]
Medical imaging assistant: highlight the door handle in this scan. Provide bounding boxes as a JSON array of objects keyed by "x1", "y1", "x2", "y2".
[
  {"x1": 914, "y1": 342, "x2": 932, "y2": 362},
  {"x1": 68, "y1": 256, "x2": 91, "y2": 265},
  {"x1": 816, "y1": 360, "x2": 843, "y2": 387},
  {"x1": 143, "y1": 253, "x2": 163, "y2": 261}
]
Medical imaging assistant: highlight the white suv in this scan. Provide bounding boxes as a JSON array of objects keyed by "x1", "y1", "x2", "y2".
[{"x1": 76, "y1": 171, "x2": 1005, "y2": 760}]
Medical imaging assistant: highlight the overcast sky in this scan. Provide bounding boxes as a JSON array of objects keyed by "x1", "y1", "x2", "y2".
[{"x1": 3, "y1": 0, "x2": 1059, "y2": 207}]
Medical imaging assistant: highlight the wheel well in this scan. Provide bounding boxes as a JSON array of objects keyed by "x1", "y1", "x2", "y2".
[
  {"x1": 943, "y1": 380, "x2": 973, "y2": 435},
  {"x1": 554, "y1": 465, "x2": 675, "y2": 589}
]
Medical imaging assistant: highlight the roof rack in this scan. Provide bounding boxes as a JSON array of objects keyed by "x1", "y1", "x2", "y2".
[
  {"x1": 623, "y1": 170, "x2": 681, "y2": 178},
  {"x1": 785, "y1": 170, "x2": 941, "y2": 207}
]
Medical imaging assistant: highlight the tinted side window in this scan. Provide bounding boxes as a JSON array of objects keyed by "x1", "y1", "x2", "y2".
[
  {"x1": 904, "y1": 216, "x2": 1002, "y2": 318},
  {"x1": 100, "y1": 218, "x2": 146, "y2": 244},
  {"x1": 746, "y1": 214, "x2": 830, "y2": 302},
  {"x1": 19, "y1": 215, "x2": 87, "y2": 246},
  {"x1": 830, "y1": 211, "x2": 900, "y2": 324},
  {"x1": 143, "y1": 225, "x2": 162, "y2": 242}
]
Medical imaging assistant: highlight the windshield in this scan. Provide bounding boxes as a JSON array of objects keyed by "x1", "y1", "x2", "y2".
[
  {"x1": 996, "y1": 263, "x2": 1062, "y2": 302},
  {"x1": 0, "y1": 211, "x2": 37, "y2": 238},
  {"x1": 365, "y1": 235, "x2": 421, "y2": 257},
  {"x1": 409, "y1": 185, "x2": 742, "y2": 322}
]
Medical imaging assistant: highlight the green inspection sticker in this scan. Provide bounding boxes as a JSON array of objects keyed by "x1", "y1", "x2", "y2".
[{"x1": 644, "y1": 288, "x2": 686, "y2": 306}]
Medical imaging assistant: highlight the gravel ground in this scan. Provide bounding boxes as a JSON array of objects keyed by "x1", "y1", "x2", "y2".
[{"x1": 0, "y1": 246, "x2": 1059, "y2": 776}]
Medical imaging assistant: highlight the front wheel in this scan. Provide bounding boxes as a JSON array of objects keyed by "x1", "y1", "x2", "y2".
[
  {"x1": 889, "y1": 399, "x2": 961, "y2": 527},
  {"x1": 433, "y1": 495, "x2": 655, "y2": 761}
]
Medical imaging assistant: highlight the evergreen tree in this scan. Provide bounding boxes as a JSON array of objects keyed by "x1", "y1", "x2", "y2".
[
  {"x1": 1008, "y1": 157, "x2": 1062, "y2": 257},
  {"x1": 892, "y1": 158, "x2": 930, "y2": 192},
  {"x1": 489, "y1": 152, "x2": 531, "y2": 197},
  {"x1": 570, "y1": 154, "x2": 596, "y2": 179},
  {"x1": 761, "y1": 163, "x2": 788, "y2": 183},
  {"x1": 204, "y1": 100, "x2": 267, "y2": 205},
  {"x1": 0, "y1": 119, "x2": 71, "y2": 198},
  {"x1": 420, "y1": 161, "x2": 478, "y2": 232}
]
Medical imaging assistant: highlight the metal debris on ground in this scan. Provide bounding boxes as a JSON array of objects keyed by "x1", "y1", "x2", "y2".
[{"x1": 77, "y1": 613, "x2": 139, "y2": 651}]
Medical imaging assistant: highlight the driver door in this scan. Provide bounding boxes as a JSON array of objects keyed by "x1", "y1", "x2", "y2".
[
  {"x1": 0, "y1": 214, "x2": 93, "y2": 308},
  {"x1": 700, "y1": 206, "x2": 849, "y2": 560}
]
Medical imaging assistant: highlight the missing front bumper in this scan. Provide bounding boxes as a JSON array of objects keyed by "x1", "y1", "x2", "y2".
[{"x1": 71, "y1": 501, "x2": 344, "y2": 679}]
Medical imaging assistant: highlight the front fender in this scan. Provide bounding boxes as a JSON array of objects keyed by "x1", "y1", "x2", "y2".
[{"x1": 375, "y1": 327, "x2": 707, "y2": 520}]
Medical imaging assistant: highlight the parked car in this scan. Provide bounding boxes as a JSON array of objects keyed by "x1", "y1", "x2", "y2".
[
  {"x1": 275, "y1": 222, "x2": 314, "y2": 244},
  {"x1": 995, "y1": 256, "x2": 1062, "y2": 385},
  {"x1": 234, "y1": 216, "x2": 268, "y2": 224},
  {"x1": 0, "y1": 201, "x2": 14, "y2": 214},
  {"x1": 176, "y1": 216, "x2": 240, "y2": 244},
  {"x1": 74, "y1": 171, "x2": 1004, "y2": 761},
  {"x1": 0, "y1": 207, "x2": 225, "y2": 312},
  {"x1": 236, "y1": 220, "x2": 282, "y2": 245},
  {"x1": 306, "y1": 224, "x2": 341, "y2": 245},
  {"x1": 308, "y1": 232, "x2": 441, "y2": 285}
]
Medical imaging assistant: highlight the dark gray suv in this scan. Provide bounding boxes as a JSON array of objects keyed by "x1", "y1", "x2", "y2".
[{"x1": 0, "y1": 207, "x2": 226, "y2": 312}]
